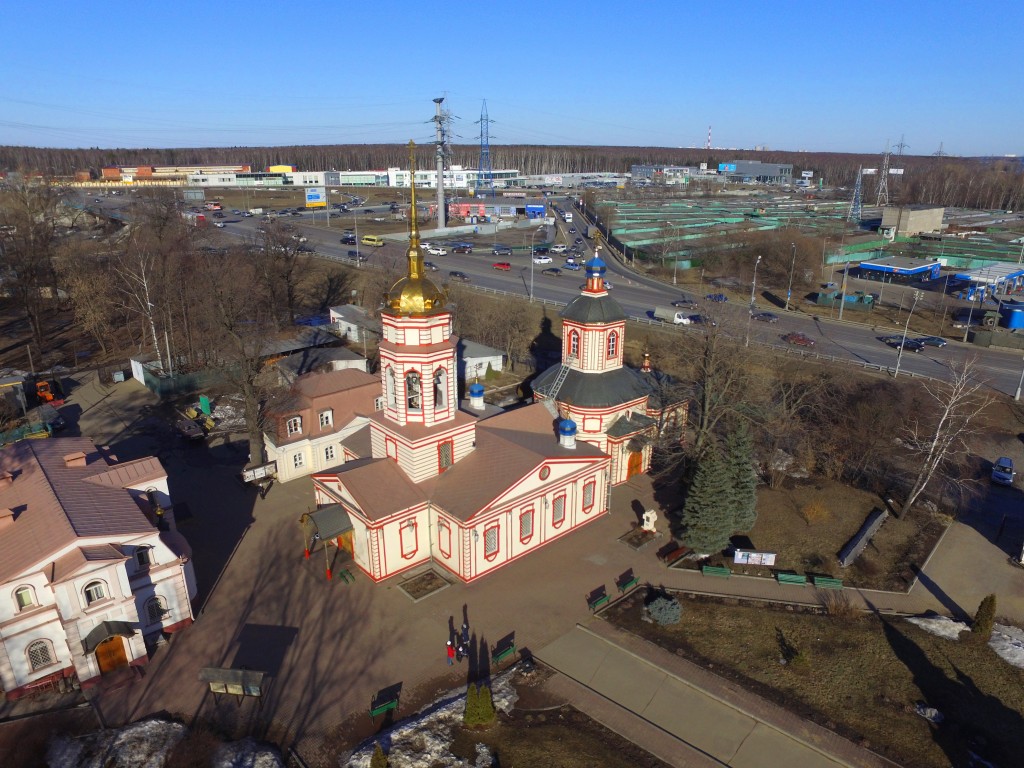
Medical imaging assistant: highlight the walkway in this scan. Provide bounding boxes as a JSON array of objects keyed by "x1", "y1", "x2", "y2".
[{"x1": 537, "y1": 622, "x2": 896, "y2": 768}]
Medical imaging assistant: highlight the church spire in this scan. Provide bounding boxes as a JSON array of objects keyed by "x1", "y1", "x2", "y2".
[{"x1": 406, "y1": 140, "x2": 424, "y2": 281}]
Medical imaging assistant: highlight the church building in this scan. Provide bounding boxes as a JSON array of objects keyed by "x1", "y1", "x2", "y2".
[{"x1": 308, "y1": 142, "x2": 683, "y2": 584}]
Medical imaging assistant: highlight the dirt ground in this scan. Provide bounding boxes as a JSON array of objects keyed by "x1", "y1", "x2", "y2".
[
  {"x1": 0, "y1": 706, "x2": 99, "y2": 768},
  {"x1": 606, "y1": 590, "x2": 1024, "y2": 768}
]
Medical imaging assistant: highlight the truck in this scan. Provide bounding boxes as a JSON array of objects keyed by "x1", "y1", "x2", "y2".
[
  {"x1": 653, "y1": 306, "x2": 692, "y2": 325},
  {"x1": 248, "y1": 208, "x2": 263, "y2": 216},
  {"x1": 563, "y1": 212, "x2": 573, "y2": 223},
  {"x1": 584, "y1": 224, "x2": 599, "y2": 238}
]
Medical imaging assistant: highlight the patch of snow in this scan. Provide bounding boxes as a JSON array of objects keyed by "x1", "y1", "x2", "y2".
[
  {"x1": 47, "y1": 719, "x2": 186, "y2": 768},
  {"x1": 990, "y1": 623, "x2": 1024, "y2": 669},
  {"x1": 906, "y1": 615, "x2": 969, "y2": 640},
  {"x1": 214, "y1": 737, "x2": 284, "y2": 768},
  {"x1": 344, "y1": 673, "x2": 518, "y2": 768}
]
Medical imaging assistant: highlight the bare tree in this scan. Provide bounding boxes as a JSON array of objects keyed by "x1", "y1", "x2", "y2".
[{"x1": 900, "y1": 360, "x2": 990, "y2": 514}]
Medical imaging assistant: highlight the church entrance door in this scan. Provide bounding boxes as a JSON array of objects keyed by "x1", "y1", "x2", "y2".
[
  {"x1": 337, "y1": 530, "x2": 354, "y2": 555},
  {"x1": 95, "y1": 636, "x2": 128, "y2": 674},
  {"x1": 627, "y1": 451, "x2": 643, "y2": 479}
]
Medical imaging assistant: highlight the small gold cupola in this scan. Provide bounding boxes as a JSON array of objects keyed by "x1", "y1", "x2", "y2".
[{"x1": 384, "y1": 141, "x2": 447, "y2": 316}]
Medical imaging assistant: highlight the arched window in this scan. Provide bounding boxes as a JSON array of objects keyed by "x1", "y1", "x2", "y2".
[
  {"x1": 386, "y1": 367, "x2": 397, "y2": 408},
  {"x1": 14, "y1": 586, "x2": 36, "y2": 611},
  {"x1": 607, "y1": 331, "x2": 618, "y2": 359},
  {"x1": 83, "y1": 580, "x2": 107, "y2": 606},
  {"x1": 145, "y1": 596, "x2": 169, "y2": 625},
  {"x1": 27, "y1": 639, "x2": 55, "y2": 671},
  {"x1": 406, "y1": 371, "x2": 421, "y2": 411},
  {"x1": 136, "y1": 546, "x2": 154, "y2": 569},
  {"x1": 569, "y1": 330, "x2": 580, "y2": 358},
  {"x1": 433, "y1": 368, "x2": 448, "y2": 410}
]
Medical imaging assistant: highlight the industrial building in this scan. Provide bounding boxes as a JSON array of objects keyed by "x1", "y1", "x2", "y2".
[
  {"x1": 717, "y1": 160, "x2": 793, "y2": 184},
  {"x1": 880, "y1": 205, "x2": 945, "y2": 238},
  {"x1": 101, "y1": 164, "x2": 251, "y2": 182},
  {"x1": 184, "y1": 165, "x2": 520, "y2": 190},
  {"x1": 857, "y1": 255, "x2": 941, "y2": 284},
  {"x1": 630, "y1": 165, "x2": 694, "y2": 185}
]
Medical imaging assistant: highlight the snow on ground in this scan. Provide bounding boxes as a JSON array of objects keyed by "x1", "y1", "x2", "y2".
[
  {"x1": 46, "y1": 719, "x2": 186, "y2": 768},
  {"x1": 906, "y1": 615, "x2": 969, "y2": 640},
  {"x1": 214, "y1": 737, "x2": 284, "y2": 768},
  {"x1": 344, "y1": 672, "x2": 518, "y2": 768},
  {"x1": 990, "y1": 623, "x2": 1024, "y2": 669}
]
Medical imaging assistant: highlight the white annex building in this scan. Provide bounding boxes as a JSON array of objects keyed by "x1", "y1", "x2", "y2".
[
  {"x1": 0, "y1": 438, "x2": 196, "y2": 699},
  {"x1": 304, "y1": 143, "x2": 686, "y2": 584}
]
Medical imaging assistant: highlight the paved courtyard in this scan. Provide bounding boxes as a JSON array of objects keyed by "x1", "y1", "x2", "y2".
[{"x1": 60, "y1": 371, "x2": 1024, "y2": 765}]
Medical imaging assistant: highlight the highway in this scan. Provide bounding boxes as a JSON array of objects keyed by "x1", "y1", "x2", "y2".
[{"x1": 79, "y1": 192, "x2": 1024, "y2": 398}]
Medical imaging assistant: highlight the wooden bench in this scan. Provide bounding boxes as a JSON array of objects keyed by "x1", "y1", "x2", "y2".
[
  {"x1": 339, "y1": 569, "x2": 355, "y2": 584},
  {"x1": 812, "y1": 576, "x2": 843, "y2": 590},
  {"x1": 369, "y1": 698, "x2": 398, "y2": 721},
  {"x1": 492, "y1": 642, "x2": 516, "y2": 664},
  {"x1": 776, "y1": 572, "x2": 807, "y2": 586},
  {"x1": 617, "y1": 576, "x2": 640, "y2": 594},
  {"x1": 588, "y1": 594, "x2": 610, "y2": 612},
  {"x1": 701, "y1": 565, "x2": 731, "y2": 578}
]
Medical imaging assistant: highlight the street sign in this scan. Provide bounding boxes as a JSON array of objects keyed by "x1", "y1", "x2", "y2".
[{"x1": 305, "y1": 187, "x2": 327, "y2": 208}]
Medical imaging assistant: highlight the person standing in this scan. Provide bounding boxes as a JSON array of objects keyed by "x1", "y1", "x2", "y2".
[
  {"x1": 461, "y1": 622, "x2": 470, "y2": 645},
  {"x1": 446, "y1": 640, "x2": 455, "y2": 666}
]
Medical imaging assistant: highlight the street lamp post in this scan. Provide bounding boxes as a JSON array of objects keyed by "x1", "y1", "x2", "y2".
[
  {"x1": 894, "y1": 291, "x2": 922, "y2": 379},
  {"x1": 665, "y1": 222, "x2": 679, "y2": 285},
  {"x1": 528, "y1": 229, "x2": 539, "y2": 302},
  {"x1": 745, "y1": 255, "x2": 762, "y2": 348},
  {"x1": 1015, "y1": 357, "x2": 1024, "y2": 401},
  {"x1": 785, "y1": 242, "x2": 796, "y2": 311}
]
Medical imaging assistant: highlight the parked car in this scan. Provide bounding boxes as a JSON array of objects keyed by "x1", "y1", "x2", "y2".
[
  {"x1": 671, "y1": 299, "x2": 698, "y2": 309},
  {"x1": 492, "y1": 246, "x2": 512, "y2": 256},
  {"x1": 492, "y1": 262, "x2": 511, "y2": 271},
  {"x1": 783, "y1": 332, "x2": 815, "y2": 347},
  {"x1": 551, "y1": 244, "x2": 568, "y2": 253},
  {"x1": 992, "y1": 456, "x2": 1016, "y2": 486},
  {"x1": 568, "y1": 227, "x2": 577, "y2": 233},
  {"x1": 340, "y1": 236, "x2": 357, "y2": 245},
  {"x1": 453, "y1": 246, "x2": 473, "y2": 254},
  {"x1": 705, "y1": 293, "x2": 729, "y2": 303},
  {"x1": 563, "y1": 262, "x2": 581, "y2": 271},
  {"x1": 428, "y1": 247, "x2": 448, "y2": 256},
  {"x1": 533, "y1": 246, "x2": 550, "y2": 255},
  {"x1": 751, "y1": 311, "x2": 779, "y2": 323},
  {"x1": 574, "y1": 237, "x2": 584, "y2": 245},
  {"x1": 533, "y1": 255, "x2": 553, "y2": 264},
  {"x1": 916, "y1": 336, "x2": 948, "y2": 348},
  {"x1": 542, "y1": 268, "x2": 562, "y2": 277},
  {"x1": 424, "y1": 261, "x2": 439, "y2": 271},
  {"x1": 688, "y1": 314, "x2": 716, "y2": 326},
  {"x1": 297, "y1": 245, "x2": 315, "y2": 253},
  {"x1": 890, "y1": 339, "x2": 925, "y2": 353},
  {"x1": 448, "y1": 270, "x2": 470, "y2": 282}
]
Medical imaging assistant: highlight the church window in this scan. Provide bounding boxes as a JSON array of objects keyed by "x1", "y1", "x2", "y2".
[
  {"x1": 400, "y1": 520, "x2": 418, "y2": 559},
  {"x1": 569, "y1": 330, "x2": 580, "y2": 358},
  {"x1": 319, "y1": 410, "x2": 333, "y2": 429},
  {"x1": 386, "y1": 367, "x2": 397, "y2": 408},
  {"x1": 84, "y1": 580, "x2": 107, "y2": 606},
  {"x1": 324, "y1": 445, "x2": 336, "y2": 463},
  {"x1": 27, "y1": 639, "x2": 55, "y2": 671},
  {"x1": 286, "y1": 416, "x2": 302, "y2": 436},
  {"x1": 15, "y1": 586, "x2": 36, "y2": 611},
  {"x1": 519, "y1": 509, "x2": 534, "y2": 543},
  {"x1": 136, "y1": 546, "x2": 154, "y2": 569},
  {"x1": 582, "y1": 480, "x2": 596, "y2": 513},
  {"x1": 607, "y1": 331, "x2": 618, "y2": 359},
  {"x1": 145, "y1": 596, "x2": 168, "y2": 625},
  {"x1": 293, "y1": 452, "x2": 305, "y2": 469},
  {"x1": 438, "y1": 440, "x2": 454, "y2": 472},
  {"x1": 434, "y1": 368, "x2": 448, "y2": 410},
  {"x1": 406, "y1": 371, "x2": 422, "y2": 411},
  {"x1": 438, "y1": 520, "x2": 451, "y2": 558},
  {"x1": 484, "y1": 524, "x2": 499, "y2": 560},
  {"x1": 552, "y1": 495, "x2": 566, "y2": 528}
]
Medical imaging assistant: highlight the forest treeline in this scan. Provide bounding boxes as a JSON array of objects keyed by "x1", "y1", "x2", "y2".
[{"x1": 2, "y1": 143, "x2": 1023, "y2": 211}]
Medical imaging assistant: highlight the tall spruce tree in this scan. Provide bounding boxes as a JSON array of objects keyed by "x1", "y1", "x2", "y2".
[
  {"x1": 724, "y1": 422, "x2": 758, "y2": 532},
  {"x1": 681, "y1": 449, "x2": 734, "y2": 553}
]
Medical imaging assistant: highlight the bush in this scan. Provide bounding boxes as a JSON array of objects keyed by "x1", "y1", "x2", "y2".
[
  {"x1": 463, "y1": 683, "x2": 496, "y2": 727},
  {"x1": 819, "y1": 589, "x2": 857, "y2": 621},
  {"x1": 972, "y1": 594, "x2": 996, "y2": 641},
  {"x1": 369, "y1": 743, "x2": 388, "y2": 768},
  {"x1": 648, "y1": 595, "x2": 682, "y2": 626},
  {"x1": 800, "y1": 499, "x2": 830, "y2": 526}
]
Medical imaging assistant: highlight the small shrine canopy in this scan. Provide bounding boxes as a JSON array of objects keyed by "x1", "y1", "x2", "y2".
[{"x1": 305, "y1": 504, "x2": 354, "y2": 540}]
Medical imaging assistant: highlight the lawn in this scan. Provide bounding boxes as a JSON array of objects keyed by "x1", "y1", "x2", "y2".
[{"x1": 606, "y1": 590, "x2": 1024, "y2": 768}]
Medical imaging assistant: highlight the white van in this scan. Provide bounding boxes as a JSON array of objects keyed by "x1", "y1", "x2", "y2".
[{"x1": 551, "y1": 244, "x2": 568, "y2": 253}]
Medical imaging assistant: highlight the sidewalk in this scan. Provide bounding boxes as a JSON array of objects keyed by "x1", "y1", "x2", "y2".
[{"x1": 537, "y1": 622, "x2": 897, "y2": 768}]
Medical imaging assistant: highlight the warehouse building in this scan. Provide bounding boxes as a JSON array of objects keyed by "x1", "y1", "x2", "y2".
[
  {"x1": 880, "y1": 205, "x2": 945, "y2": 238},
  {"x1": 630, "y1": 165, "x2": 693, "y2": 185},
  {"x1": 718, "y1": 160, "x2": 793, "y2": 184}
]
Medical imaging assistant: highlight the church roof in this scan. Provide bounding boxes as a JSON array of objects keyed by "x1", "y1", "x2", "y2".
[
  {"x1": 429, "y1": 403, "x2": 606, "y2": 521},
  {"x1": 534, "y1": 365, "x2": 653, "y2": 409},
  {"x1": 328, "y1": 458, "x2": 425, "y2": 521},
  {"x1": 606, "y1": 412, "x2": 657, "y2": 438},
  {"x1": 560, "y1": 293, "x2": 627, "y2": 324}
]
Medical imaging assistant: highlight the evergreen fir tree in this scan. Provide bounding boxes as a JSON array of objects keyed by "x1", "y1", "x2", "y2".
[
  {"x1": 463, "y1": 683, "x2": 480, "y2": 726},
  {"x1": 369, "y1": 743, "x2": 388, "y2": 768},
  {"x1": 476, "y1": 684, "x2": 496, "y2": 724},
  {"x1": 972, "y1": 594, "x2": 996, "y2": 641},
  {"x1": 681, "y1": 449, "x2": 734, "y2": 553},
  {"x1": 724, "y1": 421, "x2": 758, "y2": 532}
]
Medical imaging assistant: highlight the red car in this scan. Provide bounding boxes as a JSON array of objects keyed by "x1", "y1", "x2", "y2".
[
  {"x1": 492, "y1": 262, "x2": 511, "y2": 271},
  {"x1": 783, "y1": 332, "x2": 816, "y2": 347}
]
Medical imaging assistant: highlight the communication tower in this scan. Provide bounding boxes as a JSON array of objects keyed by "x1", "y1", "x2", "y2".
[
  {"x1": 847, "y1": 168, "x2": 863, "y2": 223},
  {"x1": 476, "y1": 100, "x2": 495, "y2": 198},
  {"x1": 705, "y1": 125, "x2": 712, "y2": 150},
  {"x1": 875, "y1": 140, "x2": 891, "y2": 207}
]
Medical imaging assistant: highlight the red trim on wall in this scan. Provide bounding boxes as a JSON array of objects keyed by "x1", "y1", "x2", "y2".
[
  {"x1": 552, "y1": 494, "x2": 566, "y2": 528},
  {"x1": 399, "y1": 519, "x2": 419, "y2": 559},
  {"x1": 438, "y1": 520, "x2": 451, "y2": 558},
  {"x1": 437, "y1": 439, "x2": 454, "y2": 473},
  {"x1": 484, "y1": 523, "x2": 500, "y2": 560},
  {"x1": 582, "y1": 479, "x2": 596, "y2": 513},
  {"x1": 519, "y1": 508, "x2": 534, "y2": 544}
]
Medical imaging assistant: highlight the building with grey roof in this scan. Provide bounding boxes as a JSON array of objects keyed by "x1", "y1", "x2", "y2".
[{"x1": 0, "y1": 438, "x2": 196, "y2": 699}]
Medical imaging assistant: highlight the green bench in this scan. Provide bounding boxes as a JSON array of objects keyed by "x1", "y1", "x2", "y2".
[
  {"x1": 492, "y1": 642, "x2": 516, "y2": 664},
  {"x1": 617, "y1": 576, "x2": 640, "y2": 594},
  {"x1": 588, "y1": 593, "x2": 610, "y2": 612},
  {"x1": 339, "y1": 569, "x2": 355, "y2": 584},
  {"x1": 812, "y1": 576, "x2": 843, "y2": 590},
  {"x1": 701, "y1": 565, "x2": 731, "y2": 578},
  {"x1": 776, "y1": 572, "x2": 807, "y2": 586},
  {"x1": 369, "y1": 698, "x2": 398, "y2": 721}
]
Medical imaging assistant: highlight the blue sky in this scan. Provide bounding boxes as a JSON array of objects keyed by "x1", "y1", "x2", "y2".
[{"x1": 1, "y1": 1, "x2": 1019, "y2": 155}]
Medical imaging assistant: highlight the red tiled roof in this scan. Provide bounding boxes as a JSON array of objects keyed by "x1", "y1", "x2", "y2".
[
  {"x1": 329, "y1": 458, "x2": 425, "y2": 521},
  {"x1": 0, "y1": 438, "x2": 162, "y2": 582}
]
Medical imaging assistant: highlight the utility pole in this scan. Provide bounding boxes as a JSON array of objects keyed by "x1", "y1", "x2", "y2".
[
  {"x1": 785, "y1": 242, "x2": 796, "y2": 311},
  {"x1": 894, "y1": 291, "x2": 921, "y2": 379},
  {"x1": 432, "y1": 97, "x2": 448, "y2": 228},
  {"x1": 745, "y1": 255, "x2": 761, "y2": 348}
]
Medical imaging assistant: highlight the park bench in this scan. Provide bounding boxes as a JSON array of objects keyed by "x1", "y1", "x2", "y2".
[
  {"x1": 776, "y1": 572, "x2": 807, "y2": 586},
  {"x1": 492, "y1": 642, "x2": 516, "y2": 664},
  {"x1": 701, "y1": 565, "x2": 731, "y2": 578},
  {"x1": 588, "y1": 593, "x2": 610, "y2": 612},
  {"x1": 339, "y1": 568, "x2": 355, "y2": 584},
  {"x1": 369, "y1": 697, "x2": 398, "y2": 721},
  {"x1": 617, "y1": 575, "x2": 640, "y2": 594},
  {"x1": 812, "y1": 576, "x2": 843, "y2": 590}
]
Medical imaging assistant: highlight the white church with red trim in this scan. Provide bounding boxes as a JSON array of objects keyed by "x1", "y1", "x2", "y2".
[{"x1": 308, "y1": 143, "x2": 685, "y2": 584}]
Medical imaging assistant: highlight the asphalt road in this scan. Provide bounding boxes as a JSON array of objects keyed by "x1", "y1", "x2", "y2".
[{"x1": 79, "y1": 192, "x2": 1024, "y2": 397}]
